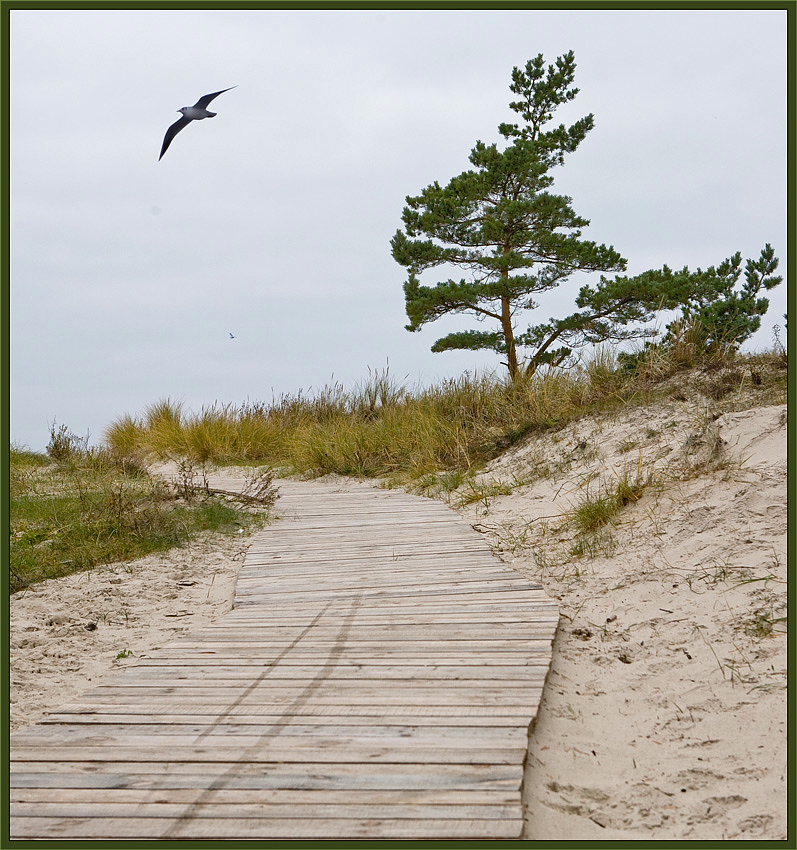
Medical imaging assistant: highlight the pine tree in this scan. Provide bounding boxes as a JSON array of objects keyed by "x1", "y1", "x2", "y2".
[
  {"x1": 392, "y1": 52, "x2": 629, "y2": 379},
  {"x1": 663, "y1": 244, "x2": 782, "y2": 350},
  {"x1": 392, "y1": 54, "x2": 781, "y2": 379}
]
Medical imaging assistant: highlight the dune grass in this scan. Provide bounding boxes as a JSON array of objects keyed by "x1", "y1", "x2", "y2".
[
  {"x1": 570, "y1": 471, "x2": 650, "y2": 536},
  {"x1": 9, "y1": 438, "x2": 269, "y2": 593},
  {"x1": 105, "y1": 354, "x2": 642, "y2": 479},
  {"x1": 105, "y1": 345, "x2": 786, "y2": 486}
]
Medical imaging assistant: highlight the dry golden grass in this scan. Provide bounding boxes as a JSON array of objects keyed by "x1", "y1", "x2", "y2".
[{"x1": 105, "y1": 346, "x2": 786, "y2": 484}]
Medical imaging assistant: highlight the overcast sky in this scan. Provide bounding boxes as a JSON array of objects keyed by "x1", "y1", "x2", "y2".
[{"x1": 10, "y1": 8, "x2": 787, "y2": 451}]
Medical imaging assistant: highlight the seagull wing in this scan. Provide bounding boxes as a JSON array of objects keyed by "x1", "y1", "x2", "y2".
[
  {"x1": 159, "y1": 115, "x2": 192, "y2": 160},
  {"x1": 193, "y1": 86, "x2": 237, "y2": 109}
]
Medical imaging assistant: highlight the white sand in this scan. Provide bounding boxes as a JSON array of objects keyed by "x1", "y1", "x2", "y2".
[
  {"x1": 10, "y1": 532, "x2": 247, "y2": 730},
  {"x1": 10, "y1": 396, "x2": 786, "y2": 839},
  {"x1": 450, "y1": 400, "x2": 786, "y2": 840}
]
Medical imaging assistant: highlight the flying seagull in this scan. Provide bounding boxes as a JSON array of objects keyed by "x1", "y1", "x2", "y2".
[{"x1": 159, "y1": 86, "x2": 237, "y2": 160}]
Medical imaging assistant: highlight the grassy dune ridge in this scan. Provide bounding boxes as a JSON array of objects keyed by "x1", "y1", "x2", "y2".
[
  {"x1": 13, "y1": 345, "x2": 783, "y2": 593},
  {"x1": 105, "y1": 346, "x2": 786, "y2": 484}
]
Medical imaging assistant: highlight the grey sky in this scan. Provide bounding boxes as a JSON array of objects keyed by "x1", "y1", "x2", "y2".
[{"x1": 10, "y1": 9, "x2": 787, "y2": 450}]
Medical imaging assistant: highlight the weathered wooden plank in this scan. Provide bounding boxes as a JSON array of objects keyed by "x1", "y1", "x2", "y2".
[
  {"x1": 82, "y1": 679, "x2": 545, "y2": 692},
  {"x1": 13, "y1": 722, "x2": 530, "y2": 742},
  {"x1": 229, "y1": 570, "x2": 537, "y2": 592},
  {"x1": 243, "y1": 542, "x2": 479, "y2": 558},
  {"x1": 99, "y1": 666, "x2": 549, "y2": 679},
  {"x1": 44, "y1": 703, "x2": 538, "y2": 717},
  {"x1": 273, "y1": 517, "x2": 462, "y2": 529},
  {"x1": 231, "y1": 589, "x2": 550, "y2": 603},
  {"x1": 71, "y1": 687, "x2": 544, "y2": 702},
  {"x1": 163, "y1": 640, "x2": 554, "y2": 650},
  {"x1": 221, "y1": 608, "x2": 555, "y2": 620},
  {"x1": 228, "y1": 608, "x2": 552, "y2": 621},
  {"x1": 183, "y1": 620, "x2": 555, "y2": 631},
  {"x1": 278, "y1": 504, "x2": 453, "y2": 511},
  {"x1": 146, "y1": 611, "x2": 551, "y2": 634},
  {"x1": 137, "y1": 653, "x2": 551, "y2": 664},
  {"x1": 107, "y1": 666, "x2": 551, "y2": 681},
  {"x1": 11, "y1": 816, "x2": 523, "y2": 839},
  {"x1": 241, "y1": 556, "x2": 487, "y2": 571},
  {"x1": 171, "y1": 629, "x2": 557, "y2": 643},
  {"x1": 234, "y1": 565, "x2": 510, "y2": 583},
  {"x1": 232, "y1": 586, "x2": 538, "y2": 600},
  {"x1": 12, "y1": 801, "x2": 521, "y2": 819},
  {"x1": 110, "y1": 649, "x2": 551, "y2": 659},
  {"x1": 13, "y1": 723, "x2": 531, "y2": 742},
  {"x1": 39, "y1": 713, "x2": 529, "y2": 727},
  {"x1": 245, "y1": 538, "x2": 487, "y2": 553},
  {"x1": 11, "y1": 787, "x2": 518, "y2": 805},
  {"x1": 57, "y1": 682, "x2": 542, "y2": 713},
  {"x1": 82, "y1": 656, "x2": 545, "y2": 678},
  {"x1": 12, "y1": 745, "x2": 525, "y2": 764},
  {"x1": 244, "y1": 542, "x2": 483, "y2": 559},
  {"x1": 232, "y1": 587, "x2": 549, "y2": 605},
  {"x1": 10, "y1": 728, "x2": 526, "y2": 747},
  {"x1": 11, "y1": 761, "x2": 523, "y2": 787}
]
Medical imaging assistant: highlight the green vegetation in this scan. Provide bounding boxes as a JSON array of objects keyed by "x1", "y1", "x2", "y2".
[
  {"x1": 568, "y1": 529, "x2": 617, "y2": 560},
  {"x1": 10, "y1": 430, "x2": 271, "y2": 593},
  {"x1": 391, "y1": 52, "x2": 782, "y2": 381},
  {"x1": 105, "y1": 347, "x2": 786, "y2": 487},
  {"x1": 10, "y1": 446, "x2": 50, "y2": 467},
  {"x1": 744, "y1": 609, "x2": 787, "y2": 639},
  {"x1": 663, "y1": 245, "x2": 782, "y2": 351},
  {"x1": 456, "y1": 479, "x2": 515, "y2": 508},
  {"x1": 570, "y1": 470, "x2": 649, "y2": 535}
]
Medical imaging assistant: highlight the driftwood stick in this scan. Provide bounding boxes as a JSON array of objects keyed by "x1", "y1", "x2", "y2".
[
  {"x1": 209, "y1": 486, "x2": 273, "y2": 505},
  {"x1": 181, "y1": 483, "x2": 277, "y2": 506}
]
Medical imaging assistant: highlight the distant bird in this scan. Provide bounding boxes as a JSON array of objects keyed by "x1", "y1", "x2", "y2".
[
  {"x1": 159, "y1": 86, "x2": 237, "y2": 160},
  {"x1": 229, "y1": 333, "x2": 236, "y2": 339}
]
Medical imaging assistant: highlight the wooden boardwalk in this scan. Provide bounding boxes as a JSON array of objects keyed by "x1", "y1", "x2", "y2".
[{"x1": 10, "y1": 477, "x2": 559, "y2": 840}]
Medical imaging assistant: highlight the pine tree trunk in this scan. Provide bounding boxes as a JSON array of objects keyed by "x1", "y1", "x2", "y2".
[{"x1": 500, "y1": 295, "x2": 519, "y2": 380}]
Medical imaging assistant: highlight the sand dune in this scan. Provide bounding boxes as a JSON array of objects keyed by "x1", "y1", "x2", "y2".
[{"x1": 453, "y1": 401, "x2": 786, "y2": 840}]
